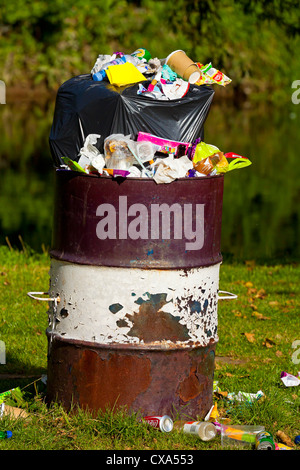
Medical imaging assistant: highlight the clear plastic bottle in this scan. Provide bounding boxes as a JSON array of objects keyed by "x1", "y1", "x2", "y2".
[{"x1": 174, "y1": 420, "x2": 217, "y2": 441}]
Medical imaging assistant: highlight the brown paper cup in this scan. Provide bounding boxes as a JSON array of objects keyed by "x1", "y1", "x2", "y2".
[
  {"x1": 182, "y1": 64, "x2": 201, "y2": 84},
  {"x1": 166, "y1": 50, "x2": 200, "y2": 83}
]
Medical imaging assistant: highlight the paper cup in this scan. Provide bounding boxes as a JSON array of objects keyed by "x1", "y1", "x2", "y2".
[
  {"x1": 166, "y1": 50, "x2": 200, "y2": 83},
  {"x1": 182, "y1": 64, "x2": 201, "y2": 84}
]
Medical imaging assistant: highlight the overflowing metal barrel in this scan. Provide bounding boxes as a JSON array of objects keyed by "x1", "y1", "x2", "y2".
[{"x1": 45, "y1": 169, "x2": 224, "y2": 419}]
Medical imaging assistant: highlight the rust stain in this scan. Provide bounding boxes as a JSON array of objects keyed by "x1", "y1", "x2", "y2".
[
  {"x1": 72, "y1": 349, "x2": 152, "y2": 411},
  {"x1": 126, "y1": 292, "x2": 190, "y2": 343},
  {"x1": 46, "y1": 334, "x2": 216, "y2": 419},
  {"x1": 177, "y1": 366, "x2": 204, "y2": 402}
]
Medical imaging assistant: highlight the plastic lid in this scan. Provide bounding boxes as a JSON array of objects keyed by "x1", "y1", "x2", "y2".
[
  {"x1": 6, "y1": 431, "x2": 12, "y2": 438},
  {"x1": 188, "y1": 71, "x2": 201, "y2": 84}
]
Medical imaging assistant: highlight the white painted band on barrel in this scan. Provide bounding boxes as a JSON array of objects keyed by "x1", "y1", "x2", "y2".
[{"x1": 48, "y1": 260, "x2": 221, "y2": 348}]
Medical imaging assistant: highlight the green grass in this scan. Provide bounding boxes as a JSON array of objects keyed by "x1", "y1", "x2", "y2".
[{"x1": 0, "y1": 246, "x2": 299, "y2": 451}]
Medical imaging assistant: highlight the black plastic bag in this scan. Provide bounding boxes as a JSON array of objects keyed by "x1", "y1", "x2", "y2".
[{"x1": 49, "y1": 74, "x2": 214, "y2": 166}]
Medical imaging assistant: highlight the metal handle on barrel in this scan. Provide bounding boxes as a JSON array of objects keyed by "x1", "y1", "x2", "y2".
[
  {"x1": 218, "y1": 290, "x2": 237, "y2": 301},
  {"x1": 27, "y1": 292, "x2": 60, "y2": 303}
]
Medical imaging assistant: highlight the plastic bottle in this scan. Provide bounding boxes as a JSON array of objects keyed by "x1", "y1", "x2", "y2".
[
  {"x1": 0, "y1": 430, "x2": 12, "y2": 439},
  {"x1": 221, "y1": 424, "x2": 265, "y2": 448},
  {"x1": 186, "y1": 421, "x2": 217, "y2": 441},
  {"x1": 174, "y1": 420, "x2": 217, "y2": 441},
  {"x1": 92, "y1": 56, "x2": 127, "y2": 81}
]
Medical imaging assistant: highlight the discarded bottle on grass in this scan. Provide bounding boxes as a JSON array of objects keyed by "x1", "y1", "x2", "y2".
[
  {"x1": 174, "y1": 420, "x2": 217, "y2": 441},
  {"x1": 0, "y1": 430, "x2": 12, "y2": 439},
  {"x1": 221, "y1": 424, "x2": 265, "y2": 448}
]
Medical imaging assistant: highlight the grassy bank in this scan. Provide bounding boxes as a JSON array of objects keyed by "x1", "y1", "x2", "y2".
[{"x1": 0, "y1": 246, "x2": 299, "y2": 451}]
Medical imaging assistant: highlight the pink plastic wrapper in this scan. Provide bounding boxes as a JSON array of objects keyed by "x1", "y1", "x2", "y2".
[{"x1": 137, "y1": 132, "x2": 190, "y2": 154}]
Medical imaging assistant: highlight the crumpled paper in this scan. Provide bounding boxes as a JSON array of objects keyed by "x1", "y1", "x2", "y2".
[
  {"x1": 153, "y1": 155, "x2": 193, "y2": 184},
  {"x1": 78, "y1": 134, "x2": 105, "y2": 173},
  {"x1": 160, "y1": 78, "x2": 190, "y2": 100}
]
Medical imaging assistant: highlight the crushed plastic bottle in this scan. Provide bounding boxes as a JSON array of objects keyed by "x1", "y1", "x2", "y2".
[{"x1": 92, "y1": 56, "x2": 127, "y2": 81}]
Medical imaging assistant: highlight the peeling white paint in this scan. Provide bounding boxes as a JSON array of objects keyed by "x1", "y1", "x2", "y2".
[{"x1": 48, "y1": 260, "x2": 220, "y2": 347}]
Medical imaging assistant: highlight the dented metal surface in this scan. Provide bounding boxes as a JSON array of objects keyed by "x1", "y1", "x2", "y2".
[{"x1": 46, "y1": 334, "x2": 216, "y2": 419}]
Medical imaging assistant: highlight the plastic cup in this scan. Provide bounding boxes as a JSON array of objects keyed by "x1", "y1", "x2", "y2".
[
  {"x1": 165, "y1": 50, "x2": 200, "y2": 84},
  {"x1": 221, "y1": 424, "x2": 265, "y2": 449}
]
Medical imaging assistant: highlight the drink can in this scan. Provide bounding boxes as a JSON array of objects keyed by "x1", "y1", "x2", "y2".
[
  {"x1": 255, "y1": 431, "x2": 275, "y2": 450},
  {"x1": 131, "y1": 48, "x2": 152, "y2": 62},
  {"x1": 143, "y1": 415, "x2": 173, "y2": 432}
]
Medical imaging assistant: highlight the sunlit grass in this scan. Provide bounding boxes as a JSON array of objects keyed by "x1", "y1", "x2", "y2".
[{"x1": 0, "y1": 246, "x2": 299, "y2": 451}]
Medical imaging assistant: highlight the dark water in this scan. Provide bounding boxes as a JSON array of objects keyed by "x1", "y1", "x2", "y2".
[{"x1": 0, "y1": 94, "x2": 299, "y2": 263}]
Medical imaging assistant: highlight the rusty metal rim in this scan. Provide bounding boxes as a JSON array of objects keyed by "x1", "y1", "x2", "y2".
[
  {"x1": 46, "y1": 329, "x2": 217, "y2": 352},
  {"x1": 56, "y1": 168, "x2": 224, "y2": 183}
]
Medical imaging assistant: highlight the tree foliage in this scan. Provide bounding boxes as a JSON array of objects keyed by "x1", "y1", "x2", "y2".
[{"x1": 0, "y1": 0, "x2": 299, "y2": 100}]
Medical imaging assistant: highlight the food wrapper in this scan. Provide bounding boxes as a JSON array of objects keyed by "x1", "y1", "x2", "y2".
[
  {"x1": 195, "y1": 62, "x2": 232, "y2": 87},
  {"x1": 275, "y1": 443, "x2": 293, "y2": 450},
  {"x1": 194, "y1": 151, "x2": 229, "y2": 175},
  {"x1": 0, "y1": 387, "x2": 23, "y2": 405},
  {"x1": 137, "y1": 132, "x2": 190, "y2": 155},
  {"x1": 280, "y1": 371, "x2": 300, "y2": 387},
  {"x1": 103, "y1": 169, "x2": 131, "y2": 178},
  {"x1": 193, "y1": 142, "x2": 252, "y2": 175},
  {"x1": 192, "y1": 141, "x2": 220, "y2": 164},
  {"x1": 227, "y1": 390, "x2": 265, "y2": 404}
]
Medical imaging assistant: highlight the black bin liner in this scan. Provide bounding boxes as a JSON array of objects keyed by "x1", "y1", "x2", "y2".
[{"x1": 49, "y1": 73, "x2": 214, "y2": 167}]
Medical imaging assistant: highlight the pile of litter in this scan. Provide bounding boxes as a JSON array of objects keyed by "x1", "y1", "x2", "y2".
[
  {"x1": 91, "y1": 48, "x2": 232, "y2": 100},
  {"x1": 50, "y1": 47, "x2": 251, "y2": 182},
  {"x1": 61, "y1": 132, "x2": 252, "y2": 184},
  {"x1": 1, "y1": 371, "x2": 299, "y2": 449}
]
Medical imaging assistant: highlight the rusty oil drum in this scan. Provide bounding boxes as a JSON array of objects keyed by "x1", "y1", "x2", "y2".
[{"x1": 46, "y1": 169, "x2": 224, "y2": 419}]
